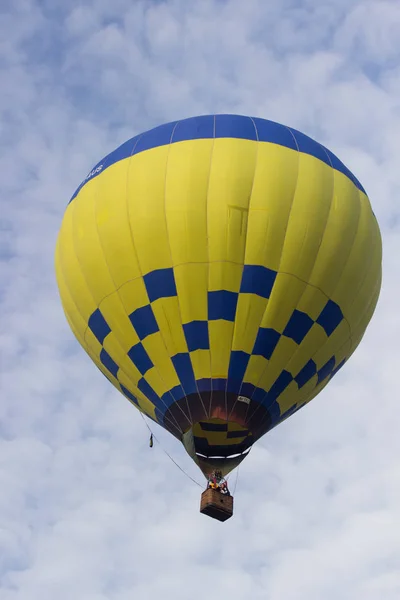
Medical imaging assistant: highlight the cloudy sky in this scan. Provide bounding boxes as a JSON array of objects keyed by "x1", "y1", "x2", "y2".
[{"x1": 1, "y1": 0, "x2": 399, "y2": 598}]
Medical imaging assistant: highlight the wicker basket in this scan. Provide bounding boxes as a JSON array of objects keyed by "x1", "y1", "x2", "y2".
[{"x1": 200, "y1": 487, "x2": 234, "y2": 522}]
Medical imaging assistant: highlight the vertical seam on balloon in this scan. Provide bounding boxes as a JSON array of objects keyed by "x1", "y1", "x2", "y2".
[
  {"x1": 89, "y1": 148, "x2": 161, "y2": 404},
  {"x1": 89, "y1": 137, "x2": 187, "y2": 434},
  {"x1": 344, "y1": 189, "x2": 381, "y2": 347},
  {"x1": 253, "y1": 170, "x2": 371, "y2": 434},
  {"x1": 227, "y1": 116, "x2": 260, "y2": 422},
  {"x1": 347, "y1": 273, "x2": 381, "y2": 357},
  {"x1": 250, "y1": 145, "x2": 339, "y2": 429},
  {"x1": 57, "y1": 187, "x2": 134, "y2": 397},
  {"x1": 203, "y1": 116, "x2": 216, "y2": 420},
  {"x1": 207, "y1": 115, "x2": 217, "y2": 420},
  {"x1": 94, "y1": 142, "x2": 186, "y2": 431},
  {"x1": 246, "y1": 146, "x2": 340, "y2": 426},
  {"x1": 64, "y1": 158, "x2": 122, "y2": 363},
  {"x1": 296, "y1": 157, "x2": 367, "y2": 349},
  {"x1": 344, "y1": 203, "x2": 381, "y2": 348},
  {"x1": 259, "y1": 144, "x2": 337, "y2": 418},
  {"x1": 74, "y1": 149, "x2": 176, "y2": 427},
  {"x1": 88, "y1": 140, "x2": 172, "y2": 419},
  {"x1": 300, "y1": 183, "x2": 361, "y2": 356},
  {"x1": 64, "y1": 154, "x2": 111, "y2": 350},
  {"x1": 120, "y1": 132, "x2": 192, "y2": 433},
  {"x1": 55, "y1": 241, "x2": 89, "y2": 352},
  {"x1": 247, "y1": 128, "x2": 304, "y2": 411},
  {"x1": 65, "y1": 169, "x2": 143, "y2": 395},
  {"x1": 162, "y1": 122, "x2": 208, "y2": 426},
  {"x1": 243, "y1": 126, "x2": 301, "y2": 423},
  {"x1": 292, "y1": 306, "x2": 367, "y2": 415},
  {"x1": 239, "y1": 265, "x2": 362, "y2": 430}
]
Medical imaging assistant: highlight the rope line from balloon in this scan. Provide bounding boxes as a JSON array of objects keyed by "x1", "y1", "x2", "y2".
[
  {"x1": 226, "y1": 462, "x2": 240, "y2": 496},
  {"x1": 139, "y1": 411, "x2": 204, "y2": 488},
  {"x1": 139, "y1": 410, "x2": 249, "y2": 494},
  {"x1": 225, "y1": 445, "x2": 251, "y2": 496}
]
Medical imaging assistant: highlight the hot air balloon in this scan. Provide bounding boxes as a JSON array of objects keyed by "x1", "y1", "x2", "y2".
[{"x1": 55, "y1": 114, "x2": 382, "y2": 521}]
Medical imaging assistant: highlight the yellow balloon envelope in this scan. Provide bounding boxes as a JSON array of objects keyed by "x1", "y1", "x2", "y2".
[{"x1": 55, "y1": 115, "x2": 382, "y2": 478}]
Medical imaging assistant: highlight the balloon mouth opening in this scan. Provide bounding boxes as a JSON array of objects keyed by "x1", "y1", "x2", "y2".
[
  {"x1": 196, "y1": 451, "x2": 246, "y2": 460},
  {"x1": 194, "y1": 448, "x2": 252, "y2": 478}
]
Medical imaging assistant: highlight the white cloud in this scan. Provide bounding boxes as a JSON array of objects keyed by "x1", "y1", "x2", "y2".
[
  {"x1": 1, "y1": 0, "x2": 399, "y2": 598},
  {"x1": 335, "y1": 0, "x2": 400, "y2": 67}
]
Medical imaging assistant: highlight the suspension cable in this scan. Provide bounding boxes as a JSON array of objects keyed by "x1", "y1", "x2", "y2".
[
  {"x1": 225, "y1": 446, "x2": 252, "y2": 495},
  {"x1": 232, "y1": 464, "x2": 240, "y2": 496},
  {"x1": 139, "y1": 411, "x2": 203, "y2": 489}
]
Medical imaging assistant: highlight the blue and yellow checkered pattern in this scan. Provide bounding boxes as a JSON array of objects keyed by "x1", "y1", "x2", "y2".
[{"x1": 55, "y1": 114, "x2": 382, "y2": 469}]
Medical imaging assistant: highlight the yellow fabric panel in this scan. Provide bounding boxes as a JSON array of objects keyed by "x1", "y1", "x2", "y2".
[
  {"x1": 165, "y1": 139, "x2": 213, "y2": 265},
  {"x1": 100, "y1": 331, "x2": 160, "y2": 393},
  {"x1": 227, "y1": 422, "x2": 247, "y2": 432},
  {"x1": 296, "y1": 285, "x2": 330, "y2": 321},
  {"x1": 293, "y1": 375, "x2": 319, "y2": 408},
  {"x1": 55, "y1": 247, "x2": 88, "y2": 345},
  {"x1": 57, "y1": 203, "x2": 97, "y2": 323},
  {"x1": 279, "y1": 154, "x2": 333, "y2": 281},
  {"x1": 80, "y1": 289, "x2": 149, "y2": 393},
  {"x1": 64, "y1": 311, "x2": 86, "y2": 351},
  {"x1": 142, "y1": 332, "x2": 181, "y2": 390},
  {"x1": 261, "y1": 273, "x2": 307, "y2": 333},
  {"x1": 115, "y1": 371, "x2": 140, "y2": 399},
  {"x1": 207, "y1": 139, "x2": 256, "y2": 264},
  {"x1": 205, "y1": 137, "x2": 253, "y2": 382},
  {"x1": 353, "y1": 277, "x2": 381, "y2": 337},
  {"x1": 121, "y1": 386, "x2": 158, "y2": 421},
  {"x1": 151, "y1": 296, "x2": 188, "y2": 356},
  {"x1": 115, "y1": 357, "x2": 142, "y2": 389},
  {"x1": 90, "y1": 354, "x2": 118, "y2": 386},
  {"x1": 209, "y1": 320, "x2": 234, "y2": 378},
  {"x1": 312, "y1": 321, "x2": 351, "y2": 370},
  {"x1": 349, "y1": 277, "x2": 382, "y2": 355},
  {"x1": 118, "y1": 278, "x2": 150, "y2": 315},
  {"x1": 331, "y1": 192, "x2": 380, "y2": 321},
  {"x1": 102, "y1": 332, "x2": 136, "y2": 375},
  {"x1": 126, "y1": 146, "x2": 172, "y2": 275},
  {"x1": 174, "y1": 263, "x2": 208, "y2": 323},
  {"x1": 193, "y1": 429, "x2": 220, "y2": 446},
  {"x1": 302, "y1": 378, "x2": 330, "y2": 407},
  {"x1": 82, "y1": 332, "x2": 118, "y2": 392},
  {"x1": 83, "y1": 328, "x2": 104, "y2": 361},
  {"x1": 208, "y1": 431, "x2": 247, "y2": 446},
  {"x1": 190, "y1": 349, "x2": 211, "y2": 381},
  {"x1": 95, "y1": 159, "x2": 143, "y2": 288},
  {"x1": 244, "y1": 355, "x2": 268, "y2": 388},
  {"x1": 89, "y1": 354, "x2": 157, "y2": 421},
  {"x1": 245, "y1": 144, "x2": 299, "y2": 271},
  {"x1": 72, "y1": 182, "x2": 116, "y2": 305},
  {"x1": 208, "y1": 261, "x2": 242, "y2": 293},
  {"x1": 344, "y1": 225, "x2": 382, "y2": 328},
  {"x1": 285, "y1": 325, "x2": 328, "y2": 376},
  {"x1": 99, "y1": 293, "x2": 140, "y2": 350},
  {"x1": 142, "y1": 366, "x2": 169, "y2": 399},
  {"x1": 331, "y1": 337, "x2": 350, "y2": 372},
  {"x1": 308, "y1": 170, "x2": 361, "y2": 296},
  {"x1": 257, "y1": 336, "x2": 298, "y2": 391},
  {"x1": 277, "y1": 381, "x2": 300, "y2": 414},
  {"x1": 232, "y1": 294, "x2": 267, "y2": 353},
  {"x1": 136, "y1": 401, "x2": 157, "y2": 423},
  {"x1": 57, "y1": 246, "x2": 147, "y2": 413}
]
